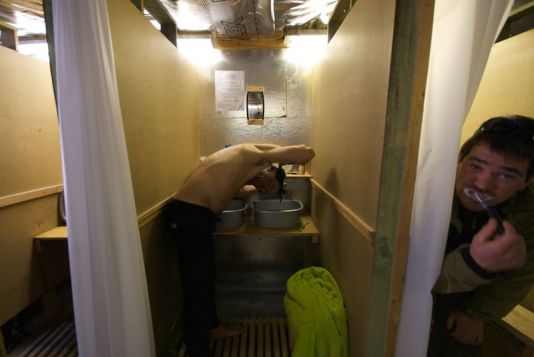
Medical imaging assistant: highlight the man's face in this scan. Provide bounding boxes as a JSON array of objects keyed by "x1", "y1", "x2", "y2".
[
  {"x1": 455, "y1": 144, "x2": 529, "y2": 211},
  {"x1": 253, "y1": 166, "x2": 280, "y2": 193}
]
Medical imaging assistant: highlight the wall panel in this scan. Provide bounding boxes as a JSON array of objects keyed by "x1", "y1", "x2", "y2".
[
  {"x1": 311, "y1": 0, "x2": 394, "y2": 226},
  {"x1": 0, "y1": 196, "x2": 59, "y2": 325},
  {"x1": 462, "y1": 29, "x2": 534, "y2": 139},
  {"x1": 0, "y1": 47, "x2": 61, "y2": 198},
  {"x1": 108, "y1": 0, "x2": 201, "y2": 213},
  {"x1": 310, "y1": 0, "x2": 396, "y2": 355},
  {"x1": 0, "y1": 47, "x2": 62, "y2": 325}
]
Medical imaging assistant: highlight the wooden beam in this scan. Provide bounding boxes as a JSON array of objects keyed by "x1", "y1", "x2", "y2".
[
  {"x1": 0, "y1": 0, "x2": 44, "y2": 17},
  {"x1": 0, "y1": 184, "x2": 63, "y2": 209},
  {"x1": 212, "y1": 36, "x2": 286, "y2": 50},
  {"x1": 42, "y1": 0, "x2": 57, "y2": 106},
  {"x1": 0, "y1": 20, "x2": 18, "y2": 50},
  {"x1": 364, "y1": 0, "x2": 434, "y2": 356},
  {"x1": 161, "y1": 21, "x2": 177, "y2": 46},
  {"x1": 143, "y1": 0, "x2": 177, "y2": 46},
  {"x1": 310, "y1": 178, "x2": 375, "y2": 243},
  {"x1": 130, "y1": 0, "x2": 144, "y2": 11},
  {"x1": 497, "y1": 1, "x2": 534, "y2": 42},
  {"x1": 327, "y1": 0, "x2": 352, "y2": 42}
]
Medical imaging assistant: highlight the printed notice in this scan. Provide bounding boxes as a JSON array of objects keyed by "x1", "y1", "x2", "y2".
[{"x1": 214, "y1": 70, "x2": 245, "y2": 112}]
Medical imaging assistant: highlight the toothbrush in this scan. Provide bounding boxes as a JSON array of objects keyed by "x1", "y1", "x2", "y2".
[{"x1": 464, "y1": 188, "x2": 505, "y2": 235}]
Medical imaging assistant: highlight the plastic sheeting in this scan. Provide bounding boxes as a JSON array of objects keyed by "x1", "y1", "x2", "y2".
[
  {"x1": 395, "y1": 1, "x2": 513, "y2": 356},
  {"x1": 52, "y1": 1, "x2": 155, "y2": 356},
  {"x1": 209, "y1": 0, "x2": 278, "y2": 40}
]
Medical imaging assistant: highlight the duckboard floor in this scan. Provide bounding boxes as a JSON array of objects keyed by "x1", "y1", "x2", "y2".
[{"x1": 179, "y1": 316, "x2": 291, "y2": 357}]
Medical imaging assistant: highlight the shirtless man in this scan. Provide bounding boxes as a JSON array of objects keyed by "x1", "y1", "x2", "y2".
[{"x1": 166, "y1": 143, "x2": 315, "y2": 357}]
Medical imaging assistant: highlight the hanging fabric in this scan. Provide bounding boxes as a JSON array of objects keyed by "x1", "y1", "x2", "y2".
[
  {"x1": 396, "y1": 1, "x2": 513, "y2": 356},
  {"x1": 52, "y1": 0, "x2": 155, "y2": 355}
]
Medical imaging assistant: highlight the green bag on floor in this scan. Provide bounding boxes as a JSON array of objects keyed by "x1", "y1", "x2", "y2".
[{"x1": 284, "y1": 266, "x2": 348, "y2": 357}]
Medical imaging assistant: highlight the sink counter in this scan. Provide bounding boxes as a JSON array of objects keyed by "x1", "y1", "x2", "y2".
[{"x1": 214, "y1": 215, "x2": 319, "y2": 243}]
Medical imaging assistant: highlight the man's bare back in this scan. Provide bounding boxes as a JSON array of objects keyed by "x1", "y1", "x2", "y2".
[{"x1": 173, "y1": 143, "x2": 315, "y2": 214}]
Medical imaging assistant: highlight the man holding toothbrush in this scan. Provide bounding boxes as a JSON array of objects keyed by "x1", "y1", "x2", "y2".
[{"x1": 428, "y1": 115, "x2": 534, "y2": 356}]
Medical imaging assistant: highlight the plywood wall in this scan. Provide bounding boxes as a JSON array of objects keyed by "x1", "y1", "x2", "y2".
[
  {"x1": 107, "y1": 0, "x2": 201, "y2": 213},
  {"x1": 311, "y1": 0, "x2": 394, "y2": 227},
  {"x1": 0, "y1": 47, "x2": 62, "y2": 197},
  {"x1": 0, "y1": 47, "x2": 62, "y2": 325},
  {"x1": 462, "y1": 29, "x2": 534, "y2": 141},
  {"x1": 310, "y1": 0, "x2": 395, "y2": 355}
]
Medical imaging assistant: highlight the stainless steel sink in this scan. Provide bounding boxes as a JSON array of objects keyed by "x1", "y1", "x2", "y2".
[
  {"x1": 216, "y1": 199, "x2": 248, "y2": 231},
  {"x1": 252, "y1": 199, "x2": 303, "y2": 228}
]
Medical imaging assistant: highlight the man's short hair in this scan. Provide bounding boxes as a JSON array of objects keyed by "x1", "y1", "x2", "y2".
[{"x1": 459, "y1": 115, "x2": 534, "y2": 180}]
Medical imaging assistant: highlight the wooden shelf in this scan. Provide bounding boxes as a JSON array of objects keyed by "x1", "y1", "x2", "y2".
[
  {"x1": 214, "y1": 215, "x2": 319, "y2": 243},
  {"x1": 34, "y1": 226, "x2": 68, "y2": 252},
  {"x1": 35, "y1": 226, "x2": 68, "y2": 241},
  {"x1": 32, "y1": 215, "x2": 321, "y2": 244},
  {"x1": 286, "y1": 173, "x2": 312, "y2": 178},
  {"x1": 500, "y1": 304, "x2": 534, "y2": 348}
]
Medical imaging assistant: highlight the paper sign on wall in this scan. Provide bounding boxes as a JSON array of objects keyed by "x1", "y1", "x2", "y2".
[{"x1": 214, "y1": 70, "x2": 245, "y2": 112}]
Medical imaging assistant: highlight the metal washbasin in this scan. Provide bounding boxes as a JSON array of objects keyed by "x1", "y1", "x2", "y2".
[
  {"x1": 253, "y1": 199, "x2": 303, "y2": 229},
  {"x1": 216, "y1": 199, "x2": 248, "y2": 231}
]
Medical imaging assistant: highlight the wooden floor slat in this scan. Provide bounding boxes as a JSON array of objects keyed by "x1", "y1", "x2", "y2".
[{"x1": 208, "y1": 316, "x2": 289, "y2": 357}]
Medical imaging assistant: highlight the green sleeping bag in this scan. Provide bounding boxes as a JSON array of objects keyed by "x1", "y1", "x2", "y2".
[{"x1": 284, "y1": 266, "x2": 348, "y2": 357}]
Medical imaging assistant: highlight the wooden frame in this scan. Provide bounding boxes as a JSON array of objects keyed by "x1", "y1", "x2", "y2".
[{"x1": 364, "y1": 0, "x2": 434, "y2": 356}]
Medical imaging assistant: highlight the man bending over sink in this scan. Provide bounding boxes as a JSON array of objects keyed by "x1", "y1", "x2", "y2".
[{"x1": 166, "y1": 143, "x2": 315, "y2": 357}]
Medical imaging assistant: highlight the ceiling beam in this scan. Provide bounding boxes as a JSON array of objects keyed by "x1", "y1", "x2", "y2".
[{"x1": 130, "y1": 0, "x2": 177, "y2": 46}]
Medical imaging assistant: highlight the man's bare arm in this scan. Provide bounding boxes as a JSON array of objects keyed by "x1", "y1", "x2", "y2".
[{"x1": 254, "y1": 144, "x2": 315, "y2": 164}]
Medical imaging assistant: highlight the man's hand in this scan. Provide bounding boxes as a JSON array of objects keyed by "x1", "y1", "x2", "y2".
[
  {"x1": 470, "y1": 219, "x2": 526, "y2": 273},
  {"x1": 447, "y1": 309, "x2": 484, "y2": 345}
]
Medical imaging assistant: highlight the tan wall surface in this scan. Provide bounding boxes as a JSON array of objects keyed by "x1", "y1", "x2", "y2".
[
  {"x1": 108, "y1": 0, "x2": 201, "y2": 213},
  {"x1": 462, "y1": 29, "x2": 534, "y2": 141},
  {"x1": 312, "y1": 189, "x2": 373, "y2": 357},
  {"x1": 311, "y1": 0, "x2": 394, "y2": 227},
  {"x1": 0, "y1": 47, "x2": 62, "y2": 197},
  {"x1": 0, "y1": 47, "x2": 62, "y2": 325},
  {"x1": 310, "y1": 0, "x2": 395, "y2": 355},
  {"x1": 0, "y1": 196, "x2": 59, "y2": 325}
]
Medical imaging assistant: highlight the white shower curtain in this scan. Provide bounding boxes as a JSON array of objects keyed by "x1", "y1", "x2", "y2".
[
  {"x1": 53, "y1": 1, "x2": 155, "y2": 356},
  {"x1": 395, "y1": 1, "x2": 512, "y2": 356}
]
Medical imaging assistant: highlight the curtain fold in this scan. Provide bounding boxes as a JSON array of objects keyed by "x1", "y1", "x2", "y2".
[
  {"x1": 53, "y1": 1, "x2": 155, "y2": 356},
  {"x1": 395, "y1": 1, "x2": 513, "y2": 356}
]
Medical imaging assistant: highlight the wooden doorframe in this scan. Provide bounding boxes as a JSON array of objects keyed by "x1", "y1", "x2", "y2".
[{"x1": 364, "y1": 0, "x2": 435, "y2": 356}]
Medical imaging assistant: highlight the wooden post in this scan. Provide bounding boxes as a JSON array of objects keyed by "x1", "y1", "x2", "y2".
[
  {"x1": 0, "y1": 21, "x2": 18, "y2": 51},
  {"x1": 365, "y1": 0, "x2": 434, "y2": 356},
  {"x1": 160, "y1": 22, "x2": 177, "y2": 47},
  {"x1": 130, "y1": 0, "x2": 145, "y2": 11}
]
